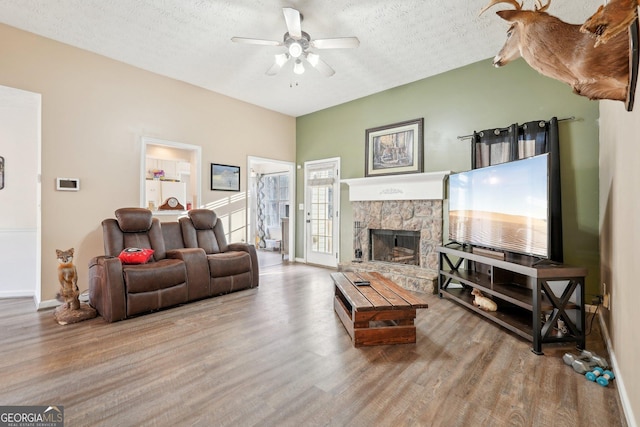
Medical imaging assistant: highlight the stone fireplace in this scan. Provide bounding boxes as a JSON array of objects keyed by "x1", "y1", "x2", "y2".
[{"x1": 340, "y1": 171, "x2": 450, "y2": 294}]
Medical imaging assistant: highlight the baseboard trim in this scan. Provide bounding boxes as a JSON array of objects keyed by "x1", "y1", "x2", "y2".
[
  {"x1": 38, "y1": 299, "x2": 59, "y2": 311},
  {"x1": 0, "y1": 291, "x2": 35, "y2": 298},
  {"x1": 598, "y1": 310, "x2": 637, "y2": 427}
]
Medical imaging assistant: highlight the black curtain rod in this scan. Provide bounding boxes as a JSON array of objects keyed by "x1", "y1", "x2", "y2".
[{"x1": 456, "y1": 116, "x2": 576, "y2": 141}]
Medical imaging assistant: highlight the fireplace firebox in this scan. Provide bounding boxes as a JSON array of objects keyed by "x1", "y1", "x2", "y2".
[{"x1": 369, "y1": 229, "x2": 420, "y2": 265}]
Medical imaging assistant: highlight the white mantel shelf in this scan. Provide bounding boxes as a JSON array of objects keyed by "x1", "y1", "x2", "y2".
[{"x1": 341, "y1": 171, "x2": 451, "y2": 202}]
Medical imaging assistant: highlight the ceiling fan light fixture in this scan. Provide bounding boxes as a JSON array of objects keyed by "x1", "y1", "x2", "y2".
[
  {"x1": 275, "y1": 53, "x2": 289, "y2": 67},
  {"x1": 232, "y1": 7, "x2": 358, "y2": 77},
  {"x1": 288, "y1": 42, "x2": 303, "y2": 58}
]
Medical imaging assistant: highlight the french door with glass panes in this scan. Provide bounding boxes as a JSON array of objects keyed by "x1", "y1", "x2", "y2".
[{"x1": 304, "y1": 158, "x2": 340, "y2": 267}]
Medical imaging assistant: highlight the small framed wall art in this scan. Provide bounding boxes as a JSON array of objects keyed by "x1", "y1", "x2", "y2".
[
  {"x1": 365, "y1": 118, "x2": 424, "y2": 177},
  {"x1": 211, "y1": 163, "x2": 240, "y2": 191}
]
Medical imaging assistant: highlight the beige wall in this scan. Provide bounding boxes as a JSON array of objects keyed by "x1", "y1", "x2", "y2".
[
  {"x1": 0, "y1": 24, "x2": 296, "y2": 302},
  {"x1": 599, "y1": 98, "x2": 640, "y2": 426}
]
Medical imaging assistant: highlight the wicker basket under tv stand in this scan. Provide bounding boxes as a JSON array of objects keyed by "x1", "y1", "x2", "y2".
[{"x1": 437, "y1": 244, "x2": 586, "y2": 354}]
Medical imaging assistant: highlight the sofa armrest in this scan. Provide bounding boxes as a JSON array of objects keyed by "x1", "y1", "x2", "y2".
[
  {"x1": 166, "y1": 248, "x2": 210, "y2": 300},
  {"x1": 227, "y1": 243, "x2": 259, "y2": 288},
  {"x1": 88, "y1": 256, "x2": 127, "y2": 322}
]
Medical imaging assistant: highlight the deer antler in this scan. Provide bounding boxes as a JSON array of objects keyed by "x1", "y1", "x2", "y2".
[
  {"x1": 534, "y1": 0, "x2": 551, "y2": 12},
  {"x1": 479, "y1": 0, "x2": 523, "y2": 16}
]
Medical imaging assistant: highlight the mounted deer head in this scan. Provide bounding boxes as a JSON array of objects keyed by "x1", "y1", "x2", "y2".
[
  {"x1": 480, "y1": 0, "x2": 630, "y2": 103},
  {"x1": 581, "y1": 0, "x2": 639, "y2": 47}
]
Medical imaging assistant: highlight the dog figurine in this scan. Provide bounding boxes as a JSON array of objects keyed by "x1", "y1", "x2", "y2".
[{"x1": 471, "y1": 288, "x2": 498, "y2": 312}]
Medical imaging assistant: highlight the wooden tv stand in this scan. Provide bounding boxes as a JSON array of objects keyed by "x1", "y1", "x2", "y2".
[{"x1": 437, "y1": 245, "x2": 586, "y2": 354}]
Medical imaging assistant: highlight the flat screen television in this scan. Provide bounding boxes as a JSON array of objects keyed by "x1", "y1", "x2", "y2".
[{"x1": 448, "y1": 153, "x2": 560, "y2": 260}]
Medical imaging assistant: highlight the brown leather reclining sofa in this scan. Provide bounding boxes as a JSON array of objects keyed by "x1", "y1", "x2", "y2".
[{"x1": 89, "y1": 208, "x2": 259, "y2": 322}]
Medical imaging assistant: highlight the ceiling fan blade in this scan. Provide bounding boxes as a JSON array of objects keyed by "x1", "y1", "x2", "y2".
[
  {"x1": 231, "y1": 37, "x2": 282, "y2": 47},
  {"x1": 266, "y1": 53, "x2": 291, "y2": 76},
  {"x1": 265, "y1": 63, "x2": 282, "y2": 76},
  {"x1": 311, "y1": 37, "x2": 360, "y2": 49},
  {"x1": 305, "y1": 53, "x2": 335, "y2": 77},
  {"x1": 282, "y1": 7, "x2": 302, "y2": 39}
]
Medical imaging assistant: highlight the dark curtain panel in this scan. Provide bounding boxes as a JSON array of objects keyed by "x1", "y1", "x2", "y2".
[
  {"x1": 472, "y1": 124, "x2": 517, "y2": 169},
  {"x1": 518, "y1": 120, "x2": 549, "y2": 159},
  {"x1": 518, "y1": 117, "x2": 561, "y2": 261},
  {"x1": 546, "y1": 117, "x2": 562, "y2": 262}
]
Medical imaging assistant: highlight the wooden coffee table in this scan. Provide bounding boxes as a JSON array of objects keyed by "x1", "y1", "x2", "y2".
[{"x1": 331, "y1": 271, "x2": 429, "y2": 347}]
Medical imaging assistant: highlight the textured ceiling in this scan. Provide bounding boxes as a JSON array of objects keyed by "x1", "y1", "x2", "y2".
[{"x1": 0, "y1": 0, "x2": 605, "y2": 117}]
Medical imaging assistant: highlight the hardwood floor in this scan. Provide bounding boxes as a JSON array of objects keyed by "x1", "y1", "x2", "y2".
[
  {"x1": 0, "y1": 263, "x2": 626, "y2": 426},
  {"x1": 257, "y1": 248, "x2": 284, "y2": 269}
]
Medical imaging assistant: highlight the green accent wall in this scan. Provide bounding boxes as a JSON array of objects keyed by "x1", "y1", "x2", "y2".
[{"x1": 296, "y1": 58, "x2": 600, "y2": 297}]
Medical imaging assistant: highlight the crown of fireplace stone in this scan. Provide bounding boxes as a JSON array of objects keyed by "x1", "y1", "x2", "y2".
[{"x1": 342, "y1": 171, "x2": 450, "y2": 202}]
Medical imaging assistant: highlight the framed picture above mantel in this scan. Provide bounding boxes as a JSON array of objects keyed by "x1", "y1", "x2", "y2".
[{"x1": 365, "y1": 118, "x2": 424, "y2": 177}]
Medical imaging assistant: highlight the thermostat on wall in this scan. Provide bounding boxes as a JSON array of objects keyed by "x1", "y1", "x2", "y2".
[{"x1": 56, "y1": 177, "x2": 80, "y2": 191}]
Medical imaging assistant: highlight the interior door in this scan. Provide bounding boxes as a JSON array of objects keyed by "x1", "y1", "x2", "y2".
[
  {"x1": 0, "y1": 85, "x2": 41, "y2": 301},
  {"x1": 304, "y1": 158, "x2": 340, "y2": 267}
]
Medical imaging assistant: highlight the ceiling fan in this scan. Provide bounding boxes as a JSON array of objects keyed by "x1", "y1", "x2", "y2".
[{"x1": 231, "y1": 7, "x2": 359, "y2": 77}]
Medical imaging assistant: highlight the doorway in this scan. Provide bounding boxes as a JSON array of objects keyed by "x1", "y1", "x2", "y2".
[
  {"x1": 247, "y1": 156, "x2": 295, "y2": 269},
  {"x1": 304, "y1": 158, "x2": 340, "y2": 268}
]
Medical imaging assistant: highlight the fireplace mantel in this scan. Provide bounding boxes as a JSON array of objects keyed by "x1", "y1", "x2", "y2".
[{"x1": 342, "y1": 171, "x2": 450, "y2": 202}]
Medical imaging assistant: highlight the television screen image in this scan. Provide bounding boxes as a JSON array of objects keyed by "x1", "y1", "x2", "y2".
[{"x1": 448, "y1": 154, "x2": 550, "y2": 258}]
